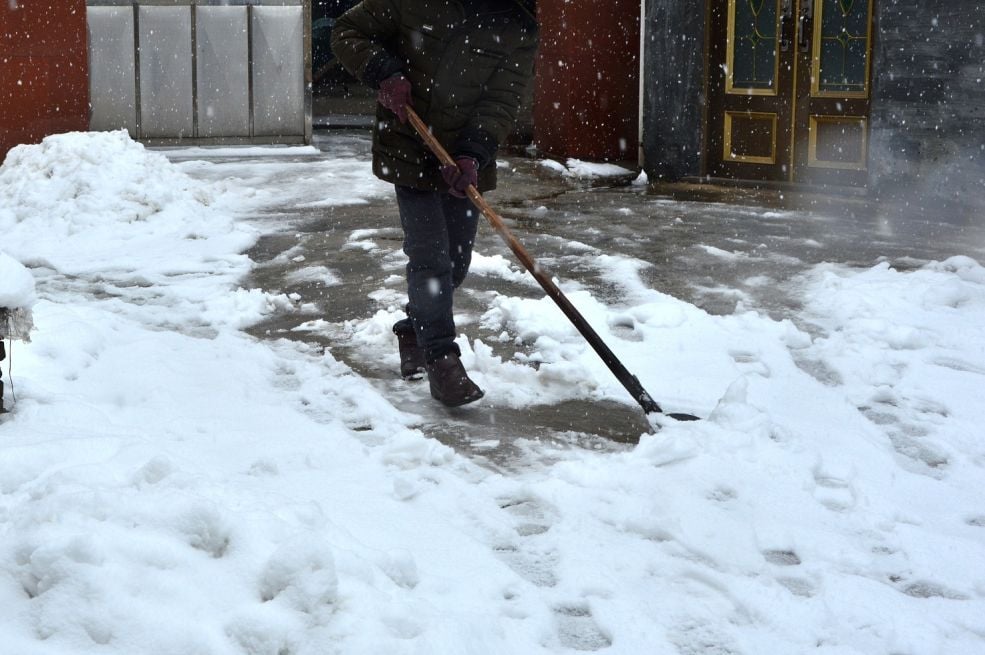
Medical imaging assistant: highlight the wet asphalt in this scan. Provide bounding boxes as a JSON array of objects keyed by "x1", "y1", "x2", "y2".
[{"x1": 175, "y1": 130, "x2": 985, "y2": 469}]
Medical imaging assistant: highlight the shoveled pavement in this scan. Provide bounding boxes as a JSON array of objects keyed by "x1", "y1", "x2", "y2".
[{"x1": 172, "y1": 129, "x2": 985, "y2": 469}]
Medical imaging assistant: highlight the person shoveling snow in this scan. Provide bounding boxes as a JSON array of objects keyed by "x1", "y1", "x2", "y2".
[{"x1": 331, "y1": 0, "x2": 538, "y2": 407}]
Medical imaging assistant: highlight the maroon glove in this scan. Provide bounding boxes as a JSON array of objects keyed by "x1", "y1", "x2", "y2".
[
  {"x1": 441, "y1": 157, "x2": 479, "y2": 198},
  {"x1": 378, "y1": 74, "x2": 412, "y2": 123}
]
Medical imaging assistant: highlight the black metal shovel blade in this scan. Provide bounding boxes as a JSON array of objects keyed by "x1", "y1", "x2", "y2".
[{"x1": 666, "y1": 412, "x2": 701, "y2": 421}]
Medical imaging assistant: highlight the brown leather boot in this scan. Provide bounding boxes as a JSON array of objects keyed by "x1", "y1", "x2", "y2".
[
  {"x1": 395, "y1": 329, "x2": 426, "y2": 380},
  {"x1": 426, "y1": 351, "x2": 484, "y2": 407}
]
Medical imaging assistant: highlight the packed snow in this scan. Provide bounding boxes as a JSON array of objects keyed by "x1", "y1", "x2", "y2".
[
  {"x1": 1, "y1": 131, "x2": 984, "y2": 654},
  {"x1": 538, "y1": 158, "x2": 636, "y2": 180}
]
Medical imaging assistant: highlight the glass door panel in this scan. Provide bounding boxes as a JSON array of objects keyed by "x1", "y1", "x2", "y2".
[
  {"x1": 813, "y1": 0, "x2": 873, "y2": 96},
  {"x1": 728, "y1": 0, "x2": 781, "y2": 93},
  {"x1": 707, "y1": 0, "x2": 794, "y2": 182},
  {"x1": 791, "y1": 0, "x2": 873, "y2": 185}
]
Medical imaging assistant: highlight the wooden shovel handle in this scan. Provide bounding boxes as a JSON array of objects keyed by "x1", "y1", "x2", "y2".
[{"x1": 405, "y1": 107, "x2": 698, "y2": 420}]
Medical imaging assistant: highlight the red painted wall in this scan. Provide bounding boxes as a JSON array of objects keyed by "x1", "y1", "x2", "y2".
[
  {"x1": 0, "y1": 0, "x2": 89, "y2": 162},
  {"x1": 534, "y1": 0, "x2": 640, "y2": 162}
]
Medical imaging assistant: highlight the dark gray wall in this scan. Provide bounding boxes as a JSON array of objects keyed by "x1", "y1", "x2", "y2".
[
  {"x1": 870, "y1": 0, "x2": 985, "y2": 208},
  {"x1": 641, "y1": 0, "x2": 706, "y2": 181}
]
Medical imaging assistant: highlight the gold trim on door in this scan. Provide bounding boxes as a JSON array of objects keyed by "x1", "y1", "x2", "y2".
[
  {"x1": 811, "y1": 0, "x2": 874, "y2": 98},
  {"x1": 807, "y1": 115, "x2": 868, "y2": 169},
  {"x1": 724, "y1": 111, "x2": 779, "y2": 164},
  {"x1": 726, "y1": 0, "x2": 782, "y2": 96}
]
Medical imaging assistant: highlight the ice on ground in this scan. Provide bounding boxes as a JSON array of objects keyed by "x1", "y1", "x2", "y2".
[{"x1": 2, "y1": 131, "x2": 984, "y2": 655}]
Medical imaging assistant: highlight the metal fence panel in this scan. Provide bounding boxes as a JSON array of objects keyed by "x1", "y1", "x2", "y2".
[
  {"x1": 86, "y1": 1, "x2": 309, "y2": 144},
  {"x1": 196, "y1": 6, "x2": 250, "y2": 137},
  {"x1": 138, "y1": 6, "x2": 193, "y2": 138},
  {"x1": 87, "y1": 6, "x2": 136, "y2": 135},
  {"x1": 252, "y1": 6, "x2": 304, "y2": 137}
]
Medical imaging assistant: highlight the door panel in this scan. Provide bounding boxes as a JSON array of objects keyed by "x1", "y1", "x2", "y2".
[
  {"x1": 706, "y1": 0, "x2": 874, "y2": 187},
  {"x1": 792, "y1": 0, "x2": 873, "y2": 185},
  {"x1": 728, "y1": 0, "x2": 781, "y2": 93},
  {"x1": 813, "y1": 0, "x2": 872, "y2": 96},
  {"x1": 707, "y1": 0, "x2": 794, "y2": 181}
]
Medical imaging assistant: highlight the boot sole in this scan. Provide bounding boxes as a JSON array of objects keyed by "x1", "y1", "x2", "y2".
[{"x1": 431, "y1": 388, "x2": 485, "y2": 408}]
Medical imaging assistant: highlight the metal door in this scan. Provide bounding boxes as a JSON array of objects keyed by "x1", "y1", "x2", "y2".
[{"x1": 706, "y1": 0, "x2": 874, "y2": 186}]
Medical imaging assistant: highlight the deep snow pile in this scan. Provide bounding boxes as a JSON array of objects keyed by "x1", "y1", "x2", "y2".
[
  {"x1": 0, "y1": 131, "x2": 254, "y2": 280},
  {"x1": 1, "y1": 131, "x2": 984, "y2": 655}
]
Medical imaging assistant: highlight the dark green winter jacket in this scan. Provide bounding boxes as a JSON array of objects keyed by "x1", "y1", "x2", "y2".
[{"x1": 331, "y1": 0, "x2": 538, "y2": 192}]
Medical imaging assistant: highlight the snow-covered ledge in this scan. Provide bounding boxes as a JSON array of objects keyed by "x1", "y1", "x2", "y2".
[{"x1": 0, "y1": 251, "x2": 35, "y2": 413}]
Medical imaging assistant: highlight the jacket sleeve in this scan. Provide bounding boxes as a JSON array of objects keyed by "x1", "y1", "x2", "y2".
[
  {"x1": 330, "y1": 0, "x2": 404, "y2": 89},
  {"x1": 453, "y1": 32, "x2": 538, "y2": 167}
]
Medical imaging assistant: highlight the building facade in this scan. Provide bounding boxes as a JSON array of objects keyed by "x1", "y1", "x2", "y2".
[
  {"x1": 4, "y1": 0, "x2": 982, "y2": 210},
  {"x1": 643, "y1": 0, "x2": 985, "y2": 205}
]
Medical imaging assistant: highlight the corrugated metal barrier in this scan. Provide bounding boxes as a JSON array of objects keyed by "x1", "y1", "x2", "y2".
[{"x1": 87, "y1": 1, "x2": 311, "y2": 145}]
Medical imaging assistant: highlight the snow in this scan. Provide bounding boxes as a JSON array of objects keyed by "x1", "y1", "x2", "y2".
[
  {"x1": 0, "y1": 252, "x2": 36, "y2": 309},
  {"x1": 160, "y1": 145, "x2": 320, "y2": 159},
  {"x1": 2, "y1": 131, "x2": 985, "y2": 654},
  {"x1": 0, "y1": 130, "x2": 254, "y2": 280},
  {"x1": 538, "y1": 158, "x2": 636, "y2": 180}
]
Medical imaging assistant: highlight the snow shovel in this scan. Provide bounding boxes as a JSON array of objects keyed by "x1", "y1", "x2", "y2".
[{"x1": 406, "y1": 107, "x2": 699, "y2": 423}]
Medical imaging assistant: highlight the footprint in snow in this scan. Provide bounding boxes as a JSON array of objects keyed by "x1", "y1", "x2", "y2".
[
  {"x1": 495, "y1": 497, "x2": 614, "y2": 651},
  {"x1": 887, "y1": 431, "x2": 950, "y2": 476},
  {"x1": 812, "y1": 470, "x2": 856, "y2": 512},
  {"x1": 777, "y1": 576, "x2": 816, "y2": 598},
  {"x1": 762, "y1": 549, "x2": 801, "y2": 566},
  {"x1": 667, "y1": 620, "x2": 742, "y2": 655},
  {"x1": 931, "y1": 356, "x2": 985, "y2": 376},
  {"x1": 554, "y1": 604, "x2": 612, "y2": 651},
  {"x1": 763, "y1": 550, "x2": 817, "y2": 598},
  {"x1": 889, "y1": 576, "x2": 969, "y2": 600},
  {"x1": 792, "y1": 354, "x2": 843, "y2": 386},
  {"x1": 729, "y1": 349, "x2": 771, "y2": 378},
  {"x1": 493, "y1": 496, "x2": 559, "y2": 588},
  {"x1": 501, "y1": 496, "x2": 553, "y2": 537},
  {"x1": 707, "y1": 486, "x2": 738, "y2": 503},
  {"x1": 858, "y1": 389, "x2": 952, "y2": 475}
]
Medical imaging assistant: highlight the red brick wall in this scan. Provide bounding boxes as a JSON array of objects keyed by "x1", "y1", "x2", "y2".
[
  {"x1": 534, "y1": 0, "x2": 640, "y2": 162},
  {"x1": 0, "y1": 0, "x2": 89, "y2": 162}
]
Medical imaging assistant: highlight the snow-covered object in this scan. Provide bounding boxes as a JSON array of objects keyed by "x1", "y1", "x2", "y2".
[
  {"x1": 0, "y1": 308, "x2": 34, "y2": 341},
  {"x1": 0, "y1": 251, "x2": 35, "y2": 309}
]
